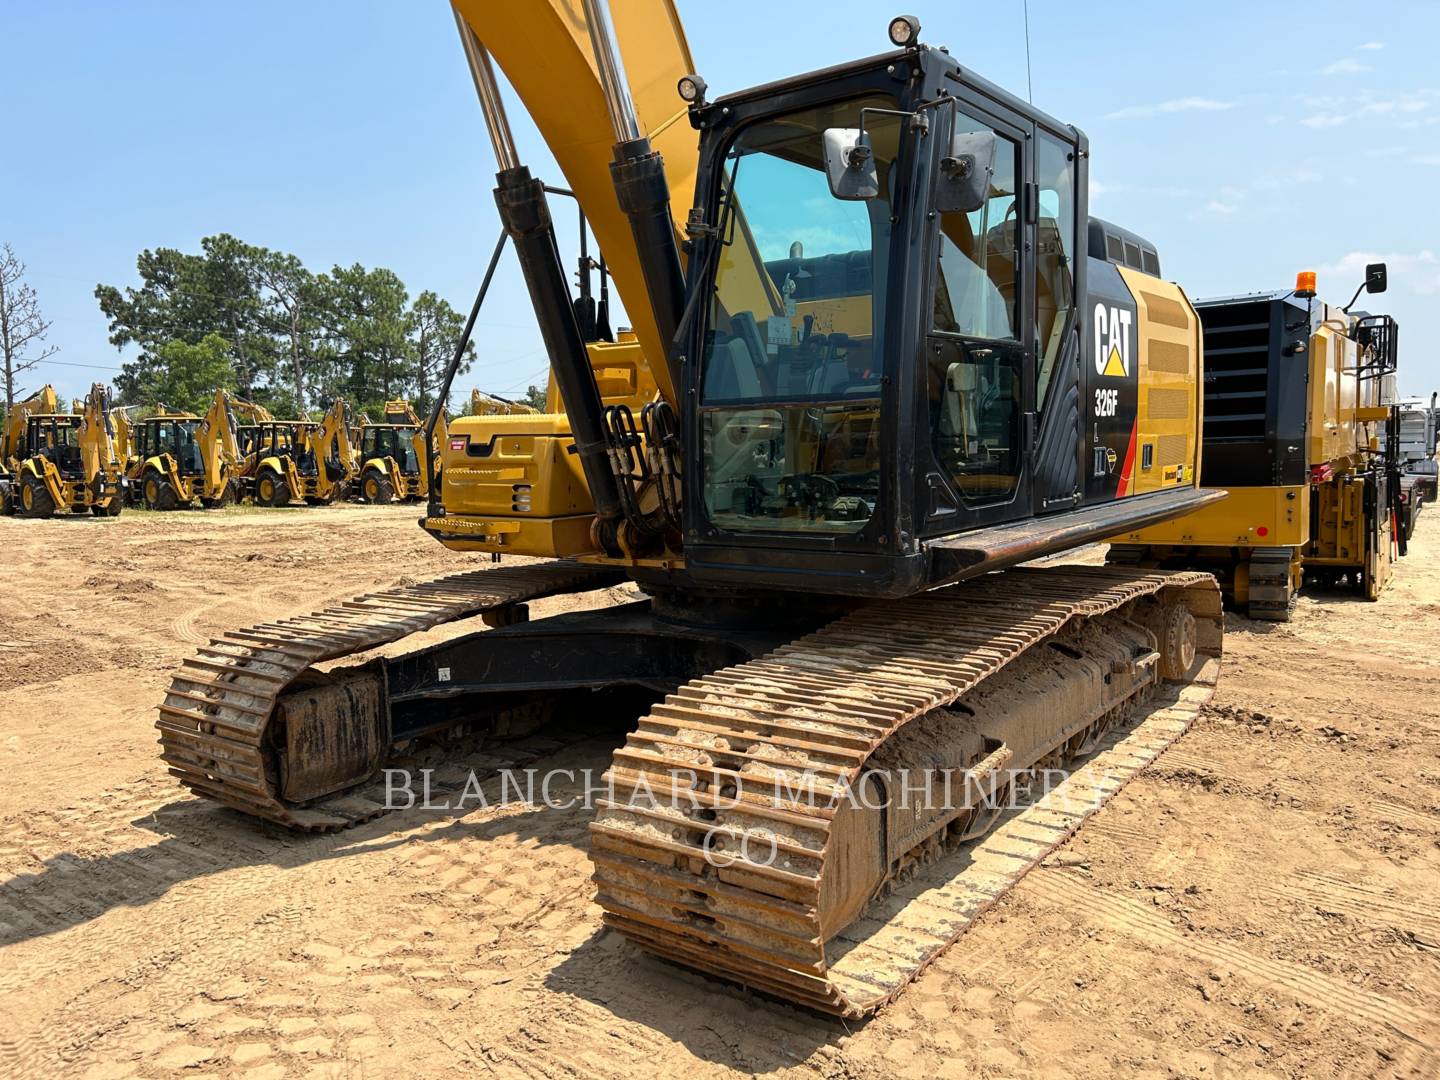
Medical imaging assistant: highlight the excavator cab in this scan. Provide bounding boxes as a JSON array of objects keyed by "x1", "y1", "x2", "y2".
[
  {"x1": 676, "y1": 47, "x2": 1119, "y2": 595},
  {"x1": 669, "y1": 39, "x2": 1214, "y2": 598}
]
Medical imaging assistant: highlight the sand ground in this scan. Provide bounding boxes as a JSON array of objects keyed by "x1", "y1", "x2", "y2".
[{"x1": 0, "y1": 503, "x2": 1436, "y2": 1079}]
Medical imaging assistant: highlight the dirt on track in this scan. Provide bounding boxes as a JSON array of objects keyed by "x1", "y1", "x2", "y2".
[{"x1": 0, "y1": 503, "x2": 1436, "y2": 1080}]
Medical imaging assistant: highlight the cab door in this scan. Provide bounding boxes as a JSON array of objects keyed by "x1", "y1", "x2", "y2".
[{"x1": 920, "y1": 99, "x2": 1036, "y2": 533}]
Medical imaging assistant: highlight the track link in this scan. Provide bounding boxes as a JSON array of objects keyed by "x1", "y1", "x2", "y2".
[
  {"x1": 589, "y1": 566, "x2": 1222, "y2": 1017},
  {"x1": 157, "y1": 559, "x2": 625, "y2": 830},
  {"x1": 1247, "y1": 547, "x2": 1295, "y2": 621}
]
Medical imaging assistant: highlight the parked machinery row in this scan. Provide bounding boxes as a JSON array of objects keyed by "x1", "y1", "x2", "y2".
[
  {"x1": 1395, "y1": 392, "x2": 1438, "y2": 526},
  {"x1": 0, "y1": 387, "x2": 506, "y2": 516}
]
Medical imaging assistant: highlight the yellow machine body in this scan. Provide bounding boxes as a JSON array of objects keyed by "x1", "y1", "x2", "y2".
[
  {"x1": 431, "y1": 335, "x2": 658, "y2": 555},
  {"x1": 356, "y1": 399, "x2": 445, "y2": 504},
  {"x1": 124, "y1": 390, "x2": 244, "y2": 510},
  {"x1": 244, "y1": 400, "x2": 357, "y2": 507},
  {"x1": 1112, "y1": 293, "x2": 1397, "y2": 615},
  {"x1": 5, "y1": 383, "x2": 125, "y2": 517}
]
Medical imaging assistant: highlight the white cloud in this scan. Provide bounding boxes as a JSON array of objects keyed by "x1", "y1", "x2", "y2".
[
  {"x1": 1315, "y1": 251, "x2": 1440, "y2": 295},
  {"x1": 1360, "y1": 41, "x2": 1385, "y2": 50},
  {"x1": 1252, "y1": 168, "x2": 1324, "y2": 190},
  {"x1": 1105, "y1": 96, "x2": 1234, "y2": 121},
  {"x1": 1295, "y1": 89, "x2": 1437, "y2": 128},
  {"x1": 1322, "y1": 57, "x2": 1371, "y2": 75},
  {"x1": 1414, "y1": 153, "x2": 1440, "y2": 166},
  {"x1": 1194, "y1": 186, "x2": 1245, "y2": 218}
]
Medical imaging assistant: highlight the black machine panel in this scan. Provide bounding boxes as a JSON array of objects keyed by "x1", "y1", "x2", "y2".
[
  {"x1": 1194, "y1": 293, "x2": 1309, "y2": 488},
  {"x1": 1082, "y1": 258, "x2": 1140, "y2": 503}
]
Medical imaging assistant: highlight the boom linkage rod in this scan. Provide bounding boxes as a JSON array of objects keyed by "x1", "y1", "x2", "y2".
[
  {"x1": 452, "y1": 10, "x2": 626, "y2": 555},
  {"x1": 580, "y1": 0, "x2": 687, "y2": 398},
  {"x1": 425, "y1": 229, "x2": 507, "y2": 521}
]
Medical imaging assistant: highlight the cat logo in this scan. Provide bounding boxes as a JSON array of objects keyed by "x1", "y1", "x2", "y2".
[{"x1": 1092, "y1": 303, "x2": 1133, "y2": 378}]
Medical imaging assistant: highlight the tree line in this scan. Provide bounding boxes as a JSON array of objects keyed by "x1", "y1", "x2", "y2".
[{"x1": 95, "y1": 234, "x2": 479, "y2": 418}]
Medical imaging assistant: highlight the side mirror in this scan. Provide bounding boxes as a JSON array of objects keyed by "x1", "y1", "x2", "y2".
[
  {"x1": 1365, "y1": 262, "x2": 1387, "y2": 294},
  {"x1": 935, "y1": 129, "x2": 996, "y2": 214},
  {"x1": 822, "y1": 128, "x2": 879, "y2": 200}
]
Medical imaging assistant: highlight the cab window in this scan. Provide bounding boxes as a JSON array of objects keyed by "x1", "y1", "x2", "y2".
[
  {"x1": 1036, "y1": 131, "x2": 1076, "y2": 409},
  {"x1": 928, "y1": 112, "x2": 1024, "y2": 504}
]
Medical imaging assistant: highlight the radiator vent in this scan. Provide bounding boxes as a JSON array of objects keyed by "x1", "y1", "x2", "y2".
[
  {"x1": 1158, "y1": 433, "x2": 1189, "y2": 466},
  {"x1": 1148, "y1": 388, "x2": 1191, "y2": 420},
  {"x1": 1148, "y1": 338, "x2": 1191, "y2": 374}
]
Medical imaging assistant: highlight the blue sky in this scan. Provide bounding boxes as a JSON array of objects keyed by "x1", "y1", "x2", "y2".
[{"x1": 3, "y1": 0, "x2": 1437, "y2": 402}]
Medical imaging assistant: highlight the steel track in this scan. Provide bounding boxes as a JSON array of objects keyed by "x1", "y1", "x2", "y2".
[
  {"x1": 589, "y1": 566, "x2": 1223, "y2": 1017},
  {"x1": 156, "y1": 559, "x2": 625, "y2": 830}
]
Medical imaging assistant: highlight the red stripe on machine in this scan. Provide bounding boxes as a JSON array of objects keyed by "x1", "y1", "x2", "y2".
[{"x1": 1116, "y1": 420, "x2": 1139, "y2": 497}]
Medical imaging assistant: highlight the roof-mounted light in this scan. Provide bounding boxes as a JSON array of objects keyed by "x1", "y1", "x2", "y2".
[
  {"x1": 677, "y1": 73, "x2": 707, "y2": 106},
  {"x1": 1295, "y1": 270, "x2": 1317, "y2": 298},
  {"x1": 888, "y1": 15, "x2": 920, "y2": 47}
]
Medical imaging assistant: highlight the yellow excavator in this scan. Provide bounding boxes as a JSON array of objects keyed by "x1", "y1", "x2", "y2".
[
  {"x1": 354, "y1": 399, "x2": 444, "y2": 503},
  {"x1": 123, "y1": 390, "x2": 245, "y2": 510},
  {"x1": 3, "y1": 382, "x2": 125, "y2": 517},
  {"x1": 159, "y1": 4, "x2": 1226, "y2": 1017},
  {"x1": 244, "y1": 398, "x2": 358, "y2": 507}
]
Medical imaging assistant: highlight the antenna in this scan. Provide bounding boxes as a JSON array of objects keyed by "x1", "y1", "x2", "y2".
[{"x1": 1023, "y1": 0, "x2": 1034, "y2": 104}]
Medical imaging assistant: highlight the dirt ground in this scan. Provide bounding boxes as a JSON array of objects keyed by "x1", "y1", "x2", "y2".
[{"x1": 0, "y1": 503, "x2": 1436, "y2": 1080}]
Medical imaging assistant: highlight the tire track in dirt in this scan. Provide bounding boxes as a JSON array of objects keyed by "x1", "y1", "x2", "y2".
[
  {"x1": 1275, "y1": 871, "x2": 1440, "y2": 939},
  {"x1": 68, "y1": 753, "x2": 609, "y2": 1076},
  {"x1": 0, "y1": 737, "x2": 618, "y2": 1077},
  {"x1": 1034, "y1": 870, "x2": 1439, "y2": 1051}
]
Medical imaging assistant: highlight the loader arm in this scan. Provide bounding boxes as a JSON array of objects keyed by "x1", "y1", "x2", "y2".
[
  {"x1": 3, "y1": 384, "x2": 60, "y2": 465},
  {"x1": 312, "y1": 398, "x2": 358, "y2": 495},
  {"x1": 77, "y1": 383, "x2": 124, "y2": 510},
  {"x1": 201, "y1": 390, "x2": 243, "y2": 499}
]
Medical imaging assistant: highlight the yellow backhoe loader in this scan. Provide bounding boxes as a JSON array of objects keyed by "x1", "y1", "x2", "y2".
[
  {"x1": 245, "y1": 398, "x2": 358, "y2": 507},
  {"x1": 354, "y1": 399, "x2": 444, "y2": 503},
  {"x1": 110, "y1": 404, "x2": 143, "y2": 468},
  {"x1": 1, "y1": 384, "x2": 62, "y2": 513},
  {"x1": 160, "y1": 3, "x2": 1226, "y2": 1018},
  {"x1": 125, "y1": 390, "x2": 245, "y2": 510},
  {"x1": 4, "y1": 382, "x2": 125, "y2": 517}
]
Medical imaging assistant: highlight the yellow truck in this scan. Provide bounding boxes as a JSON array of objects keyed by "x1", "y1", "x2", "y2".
[{"x1": 1109, "y1": 267, "x2": 1403, "y2": 618}]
